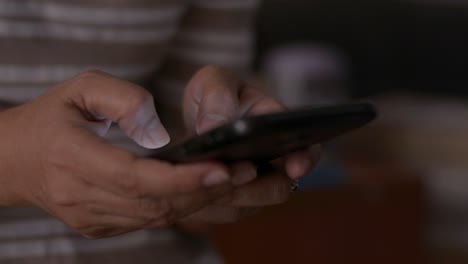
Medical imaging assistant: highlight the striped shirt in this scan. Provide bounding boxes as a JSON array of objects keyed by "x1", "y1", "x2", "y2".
[{"x1": 0, "y1": 0, "x2": 258, "y2": 263}]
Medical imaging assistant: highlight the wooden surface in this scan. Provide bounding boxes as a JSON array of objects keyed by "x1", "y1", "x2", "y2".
[{"x1": 211, "y1": 163, "x2": 425, "y2": 264}]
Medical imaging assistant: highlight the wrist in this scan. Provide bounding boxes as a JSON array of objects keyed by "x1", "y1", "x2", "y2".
[
  {"x1": 0, "y1": 108, "x2": 28, "y2": 207},
  {"x1": 0, "y1": 115, "x2": 13, "y2": 206}
]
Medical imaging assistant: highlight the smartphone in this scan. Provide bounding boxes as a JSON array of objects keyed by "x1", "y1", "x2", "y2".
[{"x1": 150, "y1": 103, "x2": 377, "y2": 164}]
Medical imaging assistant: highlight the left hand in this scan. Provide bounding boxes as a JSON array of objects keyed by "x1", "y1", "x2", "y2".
[{"x1": 179, "y1": 66, "x2": 320, "y2": 228}]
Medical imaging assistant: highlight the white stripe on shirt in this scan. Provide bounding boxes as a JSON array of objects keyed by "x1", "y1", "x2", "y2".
[
  {"x1": 0, "y1": 1, "x2": 184, "y2": 26},
  {"x1": 0, "y1": 86, "x2": 50, "y2": 103},
  {"x1": 0, "y1": 64, "x2": 159, "y2": 84},
  {"x1": 0, "y1": 219, "x2": 72, "y2": 240},
  {"x1": 170, "y1": 46, "x2": 252, "y2": 68},
  {"x1": 0, "y1": 20, "x2": 177, "y2": 43},
  {"x1": 0, "y1": 224, "x2": 175, "y2": 258}
]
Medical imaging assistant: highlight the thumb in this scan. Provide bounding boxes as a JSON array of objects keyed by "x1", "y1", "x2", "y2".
[
  {"x1": 66, "y1": 70, "x2": 170, "y2": 149},
  {"x1": 183, "y1": 66, "x2": 241, "y2": 134}
]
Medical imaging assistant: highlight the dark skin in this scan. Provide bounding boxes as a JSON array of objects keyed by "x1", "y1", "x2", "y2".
[
  {"x1": 0, "y1": 66, "x2": 320, "y2": 238},
  {"x1": 179, "y1": 66, "x2": 320, "y2": 227}
]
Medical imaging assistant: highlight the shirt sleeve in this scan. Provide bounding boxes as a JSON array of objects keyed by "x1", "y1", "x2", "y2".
[{"x1": 153, "y1": 0, "x2": 260, "y2": 110}]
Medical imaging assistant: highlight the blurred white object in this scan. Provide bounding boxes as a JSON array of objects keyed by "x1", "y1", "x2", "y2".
[
  {"x1": 375, "y1": 95, "x2": 468, "y2": 253},
  {"x1": 262, "y1": 43, "x2": 348, "y2": 107}
]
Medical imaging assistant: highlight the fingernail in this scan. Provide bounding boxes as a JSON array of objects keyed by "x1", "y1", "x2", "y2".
[
  {"x1": 197, "y1": 114, "x2": 226, "y2": 133},
  {"x1": 232, "y1": 165, "x2": 257, "y2": 186},
  {"x1": 144, "y1": 116, "x2": 170, "y2": 149},
  {"x1": 292, "y1": 158, "x2": 312, "y2": 180},
  {"x1": 131, "y1": 96, "x2": 170, "y2": 149},
  {"x1": 203, "y1": 170, "x2": 230, "y2": 187}
]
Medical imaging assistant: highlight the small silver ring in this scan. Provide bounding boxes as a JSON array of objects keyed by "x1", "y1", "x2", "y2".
[{"x1": 290, "y1": 180, "x2": 299, "y2": 193}]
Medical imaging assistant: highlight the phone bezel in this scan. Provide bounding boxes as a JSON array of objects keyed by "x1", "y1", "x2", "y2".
[{"x1": 150, "y1": 103, "x2": 376, "y2": 163}]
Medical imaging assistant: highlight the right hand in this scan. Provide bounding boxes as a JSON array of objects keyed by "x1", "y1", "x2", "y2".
[{"x1": 0, "y1": 70, "x2": 233, "y2": 239}]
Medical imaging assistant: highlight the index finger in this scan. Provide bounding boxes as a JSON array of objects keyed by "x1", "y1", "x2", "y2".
[{"x1": 67, "y1": 128, "x2": 232, "y2": 199}]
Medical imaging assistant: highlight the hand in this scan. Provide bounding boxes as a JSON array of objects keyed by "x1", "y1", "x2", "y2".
[
  {"x1": 0, "y1": 70, "x2": 235, "y2": 238},
  {"x1": 179, "y1": 66, "x2": 320, "y2": 228}
]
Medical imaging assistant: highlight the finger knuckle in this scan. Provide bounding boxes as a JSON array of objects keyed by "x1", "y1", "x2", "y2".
[
  {"x1": 146, "y1": 199, "x2": 176, "y2": 228},
  {"x1": 79, "y1": 69, "x2": 107, "y2": 78},
  {"x1": 69, "y1": 218, "x2": 93, "y2": 231},
  {"x1": 64, "y1": 70, "x2": 110, "y2": 95},
  {"x1": 127, "y1": 89, "x2": 152, "y2": 113},
  {"x1": 138, "y1": 198, "x2": 172, "y2": 220},
  {"x1": 117, "y1": 173, "x2": 142, "y2": 198},
  {"x1": 113, "y1": 156, "x2": 145, "y2": 198},
  {"x1": 73, "y1": 70, "x2": 107, "y2": 83}
]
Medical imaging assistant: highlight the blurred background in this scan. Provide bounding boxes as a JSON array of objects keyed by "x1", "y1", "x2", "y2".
[{"x1": 209, "y1": 0, "x2": 468, "y2": 263}]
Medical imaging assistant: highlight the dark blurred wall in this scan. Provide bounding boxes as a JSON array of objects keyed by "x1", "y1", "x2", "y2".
[{"x1": 255, "y1": 0, "x2": 468, "y2": 97}]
